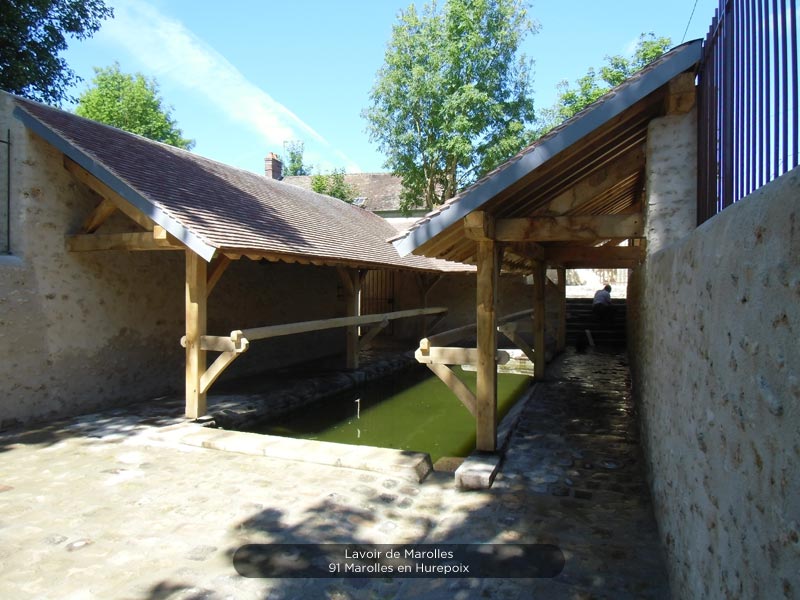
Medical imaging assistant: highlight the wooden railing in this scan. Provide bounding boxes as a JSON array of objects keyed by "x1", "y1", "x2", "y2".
[{"x1": 182, "y1": 307, "x2": 448, "y2": 396}]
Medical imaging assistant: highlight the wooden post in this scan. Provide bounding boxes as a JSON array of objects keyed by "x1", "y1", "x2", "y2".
[
  {"x1": 532, "y1": 261, "x2": 546, "y2": 380},
  {"x1": 557, "y1": 267, "x2": 567, "y2": 352},
  {"x1": 185, "y1": 250, "x2": 208, "y2": 419},
  {"x1": 476, "y1": 239, "x2": 499, "y2": 452},
  {"x1": 338, "y1": 268, "x2": 361, "y2": 369}
]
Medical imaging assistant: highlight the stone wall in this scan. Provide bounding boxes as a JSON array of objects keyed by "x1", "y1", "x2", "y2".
[
  {"x1": 0, "y1": 95, "x2": 343, "y2": 428},
  {"x1": 629, "y1": 166, "x2": 800, "y2": 598}
]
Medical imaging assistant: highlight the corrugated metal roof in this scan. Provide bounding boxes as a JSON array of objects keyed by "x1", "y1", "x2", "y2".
[
  {"x1": 12, "y1": 96, "x2": 470, "y2": 273},
  {"x1": 391, "y1": 40, "x2": 703, "y2": 271}
]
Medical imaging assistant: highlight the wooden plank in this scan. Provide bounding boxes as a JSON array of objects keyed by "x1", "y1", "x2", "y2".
[
  {"x1": 241, "y1": 307, "x2": 447, "y2": 341},
  {"x1": 545, "y1": 145, "x2": 645, "y2": 214},
  {"x1": 495, "y1": 214, "x2": 644, "y2": 242},
  {"x1": 427, "y1": 363, "x2": 477, "y2": 417},
  {"x1": 207, "y1": 255, "x2": 231, "y2": 296},
  {"x1": 185, "y1": 250, "x2": 207, "y2": 419},
  {"x1": 82, "y1": 197, "x2": 117, "y2": 233},
  {"x1": 556, "y1": 267, "x2": 567, "y2": 352},
  {"x1": 64, "y1": 157, "x2": 155, "y2": 231},
  {"x1": 415, "y1": 347, "x2": 510, "y2": 366},
  {"x1": 475, "y1": 238, "x2": 499, "y2": 452},
  {"x1": 532, "y1": 262, "x2": 546, "y2": 380},
  {"x1": 66, "y1": 231, "x2": 184, "y2": 252},
  {"x1": 544, "y1": 245, "x2": 643, "y2": 268}
]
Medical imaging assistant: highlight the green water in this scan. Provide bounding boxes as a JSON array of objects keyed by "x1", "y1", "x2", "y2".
[{"x1": 253, "y1": 366, "x2": 530, "y2": 462}]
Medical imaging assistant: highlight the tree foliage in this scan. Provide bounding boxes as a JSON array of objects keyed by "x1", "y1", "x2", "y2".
[
  {"x1": 0, "y1": 0, "x2": 113, "y2": 105},
  {"x1": 282, "y1": 140, "x2": 310, "y2": 176},
  {"x1": 364, "y1": 0, "x2": 537, "y2": 213},
  {"x1": 311, "y1": 169, "x2": 358, "y2": 203},
  {"x1": 537, "y1": 33, "x2": 672, "y2": 134},
  {"x1": 75, "y1": 63, "x2": 194, "y2": 149}
]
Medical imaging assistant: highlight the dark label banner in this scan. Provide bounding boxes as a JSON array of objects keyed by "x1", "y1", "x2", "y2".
[{"x1": 233, "y1": 543, "x2": 564, "y2": 579}]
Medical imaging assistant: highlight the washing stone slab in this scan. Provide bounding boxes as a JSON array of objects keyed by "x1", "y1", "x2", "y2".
[{"x1": 178, "y1": 426, "x2": 433, "y2": 483}]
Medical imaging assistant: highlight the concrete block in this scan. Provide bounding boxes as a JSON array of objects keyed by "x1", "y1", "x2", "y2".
[{"x1": 455, "y1": 453, "x2": 502, "y2": 490}]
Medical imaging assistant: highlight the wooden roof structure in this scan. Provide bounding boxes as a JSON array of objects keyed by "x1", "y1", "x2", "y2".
[
  {"x1": 392, "y1": 41, "x2": 703, "y2": 454},
  {"x1": 11, "y1": 95, "x2": 472, "y2": 422},
  {"x1": 13, "y1": 97, "x2": 469, "y2": 274},
  {"x1": 391, "y1": 40, "x2": 703, "y2": 273}
]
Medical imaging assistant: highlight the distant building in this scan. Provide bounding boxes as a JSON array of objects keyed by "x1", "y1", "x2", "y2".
[{"x1": 267, "y1": 158, "x2": 427, "y2": 232}]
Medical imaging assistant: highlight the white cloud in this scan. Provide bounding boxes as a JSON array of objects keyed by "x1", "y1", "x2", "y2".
[{"x1": 99, "y1": 0, "x2": 361, "y2": 171}]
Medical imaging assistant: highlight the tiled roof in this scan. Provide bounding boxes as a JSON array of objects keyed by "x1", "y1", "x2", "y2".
[
  {"x1": 284, "y1": 173, "x2": 404, "y2": 212},
  {"x1": 12, "y1": 96, "x2": 470, "y2": 273}
]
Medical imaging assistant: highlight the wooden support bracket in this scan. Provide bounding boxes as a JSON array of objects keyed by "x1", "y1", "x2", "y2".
[
  {"x1": 497, "y1": 323, "x2": 536, "y2": 364},
  {"x1": 426, "y1": 363, "x2": 476, "y2": 417},
  {"x1": 415, "y1": 346, "x2": 510, "y2": 366},
  {"x1": 359, "y1": 318, "x2": 389, "y2": 351}
]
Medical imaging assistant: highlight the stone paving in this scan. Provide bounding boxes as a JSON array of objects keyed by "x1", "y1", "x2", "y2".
[{"x1": 0, "y1": 348, "x2": 669, "y2": 599}]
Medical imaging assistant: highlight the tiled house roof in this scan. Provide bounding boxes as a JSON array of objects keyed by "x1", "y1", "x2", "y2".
[
  {"x1": 12, "y1": 96, "x2": 470, "y2": 273},
  {"x1": 284, "y1": 172, "x2": 404, "y2": 212}
]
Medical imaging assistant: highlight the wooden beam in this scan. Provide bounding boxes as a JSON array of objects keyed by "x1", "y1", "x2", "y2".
[
  {"x1": 427, "y1": 363, "x2": 477, "y2": 417},
  {"x1": 497, "y1": 323, "x2": 536, "y2": 365},
  {"x1": 532, "y1": 262, "x2": 546, "y2": 380},
  {"x1": 64, "y1": 157, "x2": 155, "y2": 231},
  {"x1": 464, "y1": 211, "x2": 495, "y2": 241},
  {"x1": 337, "y1": 268, "x2": 361, "y2": 369},
  {"x1": 415, "y1": 347, "x2": 510, "y2": 366},
  {"x1": 207, "y1": 255, "x2": 231, "y2": 296},
  {"x1": 241, "y1": 307, "x2": 447, "y2": 341},
  {"x1": 476, "y1": 238, "x2": 499, "y2": 452},
  {"x1": 544, "y1": 245, "x2": 643, "y2": 268},
  {"x1": 82, "y1": 197, "x2": 117, "y2": 233},
  {"x1": 66, "y1": 231, "x2": 184, "y2": 252},
  {"x1": 556, "y1": 267, "x2": 567, "y2": 352},
  {"x1": 359, "y1": 318, "x2": 389, "y2": 351},
  {"x1": 546, "y1": 146, "x2": 645, "y2": 214},
  {"x1": 667, "y1": 72, "x2": 696, "y2": 115},
  {"x1": 185, "y1": 250, "x2": 208, "y2": 419},
  {"x1": 495, "y1": 214, "x2": 644, "y2": 242}
]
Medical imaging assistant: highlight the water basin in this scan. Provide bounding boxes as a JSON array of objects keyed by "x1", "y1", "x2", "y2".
[{"x1": 250, "y1": 364, "x2": 530, "y2": 463}]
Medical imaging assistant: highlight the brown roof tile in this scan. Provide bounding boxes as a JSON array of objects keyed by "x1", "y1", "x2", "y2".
[{"x1": 13, "y1": 96, "x2": 470, "y2": 273}]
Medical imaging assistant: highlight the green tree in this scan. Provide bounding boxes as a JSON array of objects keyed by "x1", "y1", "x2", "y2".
[
  {"x1": 282, "y1": 140, "x2": 310, "y2": 176},
  {"x1": 0, "y1": 0, "x2": 113, "y2": 105},
  {"x1": 537, "y1": 33, "x2": 672, "y2": 133},
  {"x1": 75, "y1": 63, "x2": 194, "y2": 149},
  {"x1": 363, "y1": 0, "x2": 537, "y2": 213},
  {"x1": 311, "y1": 169, "x2": 357, "y2": 203}
]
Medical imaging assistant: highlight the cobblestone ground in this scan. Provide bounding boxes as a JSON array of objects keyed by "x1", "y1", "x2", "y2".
[{"x1": 0, "y1": 349, "x2": 668, "y2": 599}]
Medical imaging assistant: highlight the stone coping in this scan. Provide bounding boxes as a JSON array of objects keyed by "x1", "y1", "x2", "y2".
[{"x1": 155, "y1": 423, "x2": 433, "y2": 483}]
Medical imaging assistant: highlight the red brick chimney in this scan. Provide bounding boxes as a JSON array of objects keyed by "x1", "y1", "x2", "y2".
[{"x1": 264, "y1": 152, "x2": 283, "y2": 180}]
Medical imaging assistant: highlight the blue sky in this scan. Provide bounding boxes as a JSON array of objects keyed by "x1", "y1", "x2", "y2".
[{"x1": 60, "y1": 0, "x2": 721, "y2": 175}]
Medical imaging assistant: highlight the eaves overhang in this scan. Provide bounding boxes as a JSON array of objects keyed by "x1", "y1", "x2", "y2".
[{"x1": 392, "y1": 39, "x2": 703, "y2": 258}]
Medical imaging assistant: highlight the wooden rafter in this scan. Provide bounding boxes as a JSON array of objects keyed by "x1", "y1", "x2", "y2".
[{"x1": 543, "y1": 145, "x2": 645, "y2": 215}]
